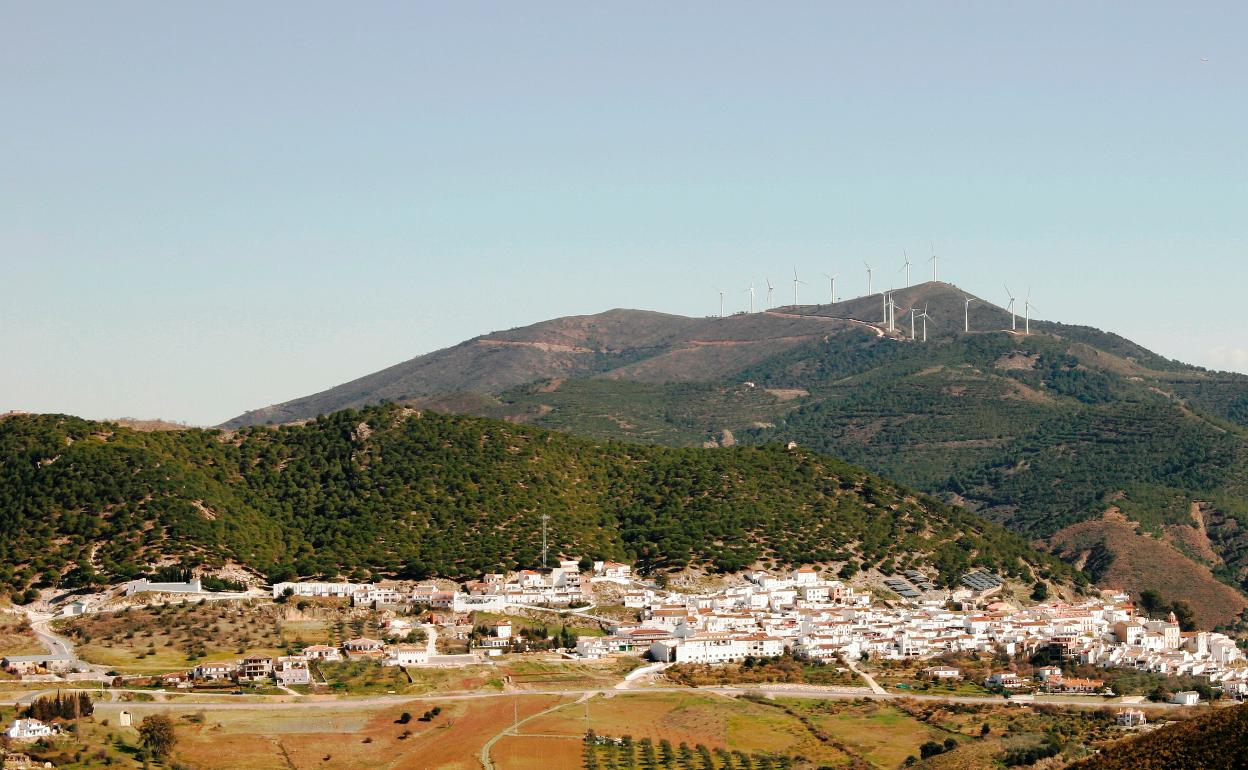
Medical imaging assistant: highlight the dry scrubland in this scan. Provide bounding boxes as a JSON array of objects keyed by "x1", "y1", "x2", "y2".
[
  {"x1": 55, "y1": 598, "x2": 391, "y2": 673},
  {"x1": 0, "y1": 611, "x2": 42, "y2": 657}
]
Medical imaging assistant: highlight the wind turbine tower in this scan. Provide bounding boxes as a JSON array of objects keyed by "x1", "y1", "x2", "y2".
[
  {"x1": 822, "y1": 273, "x2": 838, "y2": 304},
  {"x1": 887, "y1": 291, "x2": 899, "y2": 333},
  {"x1": 1024, "y1": 289, "x2": 1038, "y2": 335},
  {"x1": 918, "y1": 304, "x2": 933, "y2": 342},
  {"x1": 765, "y1": 278, "x2": 774, "y2": 310},
  {"x1": 900, "y1": 250, "x2": 912, "y2": 286},
  {"x1": 792, "y1": 267, "x2": 805, "y2": 306},
  {"x1": 746, "y1": 283, "x2": 756, "y2": 313},
  {"x1": 864, "y1": 261, "x2": 875, "y2": 296},
  {"x1": 963, "y1": 297, "x2": 973, "y2": 332},
  {"x1": 1004, "y1": 285, "x2": 1018, "y2": 331},
  {"x1": 716, "y1": 287, "x2": 727, "y2": 318},
  {"x1": 910, "y1": 307, "x2": 917, "y2": 340},
  {"x1": 928, "y1": 242, "x2": 939, "y2": 282}
]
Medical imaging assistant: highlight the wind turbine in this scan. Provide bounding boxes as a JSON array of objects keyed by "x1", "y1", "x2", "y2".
[
  {"x1": 1004, "y1": 285, "x2": 1018, "y2": 331},
  {"x1": 899, "y1": 250, "x2": 912, "y2": 286},
  {"x1": 963, "y1": 297, "x2": 973, "y2": 332},
  {"x1": 792, "y1": 267, "x2": 806, "y2": 306},
  {"x1": 887, "y1": 291, "x2": 899, "y2": 333},
  {"x1": 880, "y1": 291, "x2": 889, "y2": 326},
  {"x1": 1024, "y1": 289, "x2": 1038, "y2": 335},
  {"x1": 765, "y1": 278, "x2": 775, "y2": 310},
  {"x1": 822, "y1": 273, "x2": 838, "y2": 304},
  {"x1": 918, "y1": 303, "x2": 933, "y2": 342},
  {"x1": 864, "y1": 261, "x2": 874, "y2": 296},
  {"x1": 927, "y1": 242, "x2": 939, "y2": 282},
  {"x1": 746, "y1": 283, "x2": 756, "y2": 314},
  {"x1": 909, "y1": 307, "x2": 918, "y2": 340},
  {"x1": 715, "y1": 287, "x2": 727, "y2": 318}
]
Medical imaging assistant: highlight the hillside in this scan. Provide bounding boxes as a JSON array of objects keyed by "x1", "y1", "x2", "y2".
[
  {"x1": 1064, "y1": 702, "x2": 1248, "y2": 770},
  {"x1": 220, "y1": 283, "x2": 1248, "y2": 627},
  {"x1": 0, "y1": 405, "x2": 1075, "y2": 599}
]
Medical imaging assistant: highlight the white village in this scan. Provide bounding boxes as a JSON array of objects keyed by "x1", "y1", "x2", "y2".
[{"x1": 10, "y1": 559, "x2": 1243, "y2": 718}]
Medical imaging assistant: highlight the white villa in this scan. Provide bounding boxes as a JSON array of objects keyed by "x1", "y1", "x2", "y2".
[{"x1": 5, "y1": 719, "x2": 54, "y2": 742}]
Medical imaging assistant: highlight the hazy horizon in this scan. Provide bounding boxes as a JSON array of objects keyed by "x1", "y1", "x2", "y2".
[{"x1": 3, "y1": 2, "x2": 1245, "y2": 425}]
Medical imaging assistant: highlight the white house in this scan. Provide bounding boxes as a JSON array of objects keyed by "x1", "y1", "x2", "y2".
[
  {"x1": 576, "y1": 636, "x2": 639, "y2": 659},
  {"x1": 1169, "y1": 690, "x2": 1200, "y2": 706},
  {"x1": 1116, "y1": 709, "x2": 1147, "y2": 727},
  {"x1": 5, "y1": 719, "x2": 54, "y2": 742},
  {"x1": 793, "y1": 567, "x2": 819, "y2": 585},
  {"x1": 274, "y1": 656, "x2": 312, "y2": 685},
  {"x1": 192, "y1": 662, "x2": 235, "y2": 681},
  {"x1": 60, "y1": 599, "x2": 92, "y2": 617},
  {"x1": 383, "y1": 645, "x2": 429, "y2": 667},
  {"x1": 986, "y1": 672, "x2": 1026, "y2": 689},
  {"x1": 923, "y1": 666, "x2": 961, "y2": 680},
  {"x1": 594, "y1": 561, "x2": 632, "y2": 581},
  {"x1": 342, "y1": 638, "x2": 384, "y2": 653},
  {"x1": 302, "y1": 645, "x2": 341, "y2": 661}
]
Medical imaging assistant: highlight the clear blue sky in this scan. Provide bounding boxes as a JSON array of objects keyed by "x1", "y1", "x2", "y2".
[{"x1": 2, "y1": 2, "x2": 1245, "y2": 425}]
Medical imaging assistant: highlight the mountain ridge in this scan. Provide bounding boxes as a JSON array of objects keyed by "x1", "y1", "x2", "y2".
[{"x1": 223, "y1": 283, "x2": 1208, "y2": 430}]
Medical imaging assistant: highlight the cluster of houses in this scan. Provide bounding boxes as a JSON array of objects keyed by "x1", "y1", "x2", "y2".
[
  {"x1": 561, "y1": 566, "x2": 1247, "y2": 701},
  {"x1": 137, "y1": 636, "x2": 433, "y2": 690},
  {"x1": 985, "y1": 668, "x2": 1107, "y2": 695},
  {"x1": 273, "y1": 559, "x2": 632, "y2": 613}
]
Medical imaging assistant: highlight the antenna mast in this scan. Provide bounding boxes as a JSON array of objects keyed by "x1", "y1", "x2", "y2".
[{"x1": 541, "y1": 514, "x2": 550, "y2": 569}]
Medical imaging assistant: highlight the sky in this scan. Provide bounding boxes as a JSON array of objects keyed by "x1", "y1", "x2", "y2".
[{"x1": 2, "y1": 2, "x2": 1245, "y2": 426}]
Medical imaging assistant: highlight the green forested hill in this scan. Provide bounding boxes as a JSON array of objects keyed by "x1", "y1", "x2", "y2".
[{"x1": 0, "y1": 406, "x2": 1074, "y2": 599}]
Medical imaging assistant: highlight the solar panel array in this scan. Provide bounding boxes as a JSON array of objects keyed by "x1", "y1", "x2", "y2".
[
  {"x1": 883, "y1": 576, "x2": 921, "y2": 599},
  {"x1": 960, "y1": 571, "x2": 1003, "y2": 592}
]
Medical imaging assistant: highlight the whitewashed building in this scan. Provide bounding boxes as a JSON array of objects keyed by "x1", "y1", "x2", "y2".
[{"x1": 5, "y1": 719, "x2": 54, "y2": 742}]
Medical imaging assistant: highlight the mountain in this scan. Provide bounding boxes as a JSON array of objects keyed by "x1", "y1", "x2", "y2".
[
  {"x1": 224, "y1": 308, "x2": 869, "y2": 428},
  {"x1": 1064, "y1": 701, "x2": 1248, "y2": 770},
  {"x1": 0, "y1": 406, "x2": 1074, "y2": 598},
  {"x1": 222, "y1": 283, "x2": 1248, "y2": 627}
]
